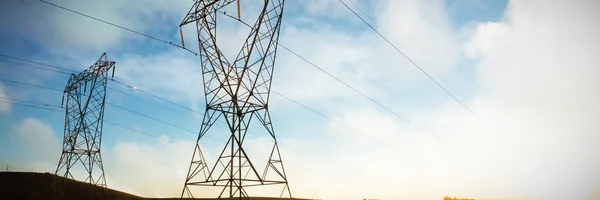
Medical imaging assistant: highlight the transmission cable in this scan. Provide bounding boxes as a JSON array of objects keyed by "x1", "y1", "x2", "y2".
[
  {"x1": 3, "y1": 56, "x2": 395, "y2": 157},
  {"x1": 219, "y1": 11, "x2": 426, "y2": 133},
  {"x1": 337, "y1": 0, "x2": 474, "y2": 114},
  {"x1": 38, "y1": 0, "x2": 198, "y2": 56},
  {"x1": 0, "y1": 99, "x2": 63, "y2": 112},
  {"x1": 346, "y1": 0, "x2": 376, "y2": 24},
  {"x1": 0, "y1": 57, "x2": 259, "y2": 140},
  {"x1": 107, "y1": 86, "x2": 197, "y2": 120},
  {"x1": 105, "y1": 101, "x2": 225, "y2": 144},
  {"x1": 34, "y1": 1, "x2": 428, "y2": 133},
  {"x1": 0, "y1": 53, "x2": 77, "y2": 73},
  {"x1": 0, "y1": 56, "x2": 203, "y2": 119},
  {"x1": 0, "y1": 96, "x2": 63, "y2": 109},
  {"x1": 342, "y1": 1, "x2": 467, "y2": 101},
  {"x1": 272, "y1": 90, "x2": 385, "y2": 145},
  {"x1": 0, "y1": 77, "x2": 63, "y2": 92},
  {"x1": 0, "y1": 58, "x2": 72, "y2": 75},
  {"x1": 35, "y1": 0, "x2": 427, "y2": 133},
  {"x1": 109, "y1": 79, "x2": 205, "y2": 116},
  {"x1": 0, "y1": 98, "x2": 215, "y2": 154}
]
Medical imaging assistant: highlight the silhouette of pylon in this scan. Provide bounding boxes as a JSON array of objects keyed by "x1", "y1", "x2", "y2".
[
  {"x1": 179, "y1": 0, "x2": 291, "y2": 199},
  {"x1": 54, "y1": 53, "x2": 115, "y2": 198}
]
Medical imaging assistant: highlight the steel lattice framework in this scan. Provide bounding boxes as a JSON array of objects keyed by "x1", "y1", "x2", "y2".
[
  {"x1": 179, "y1": 0, "x2": 290, "y2": 199},
  {"x1": 55, "y1": 53, "x2": 115, "y2": 196}
]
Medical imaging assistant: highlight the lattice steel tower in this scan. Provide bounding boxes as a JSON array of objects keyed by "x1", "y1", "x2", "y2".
[
  {"x1": 179, "y1": 0, "x2": 290, "y2": 198},
  {"x1": 55, "y1": 53, "x2": 115, "y2": 193}
]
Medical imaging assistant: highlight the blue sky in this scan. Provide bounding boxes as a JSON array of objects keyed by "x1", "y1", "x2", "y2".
[{"x1": 1, "y1": 0, "x2": 600, "y2": 199}]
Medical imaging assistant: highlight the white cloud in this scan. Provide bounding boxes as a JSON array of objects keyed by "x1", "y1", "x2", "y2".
[
  {"x1": 105, "y1": 137, "x2": 196, "y2": 197},
  {"x1": 13, "y1": 117, "x2": 60, "y2": 171},
  {"x1": 274, "y1": 0, "x2": 600, "y2": 199},
  {"x1": 273, "y1": 0, "x2": 464, "y2": 111}
]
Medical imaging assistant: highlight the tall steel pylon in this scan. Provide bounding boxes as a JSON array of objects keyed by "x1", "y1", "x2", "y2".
[
  {"x1": 54, "y1": 53, "x2": 115, "y2": 197},
  {"x1": 179, "y1": 0, "x2": 290, "y2": 199}
]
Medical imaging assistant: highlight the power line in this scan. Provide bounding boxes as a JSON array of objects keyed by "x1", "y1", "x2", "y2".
[
  {"x1": 0, "y1": 99, "x2": 63, "y2": 112},
  {"x1": 107, "y1": 86, "x2": 197, "y2": 120},
  {"x1": 0, "y1": 96, "x2": 63, "y2": 108},
  {"x1": 104, "y1": 119, "x2": 170, "y2": 141},
  {"x1": 34, "y1": 0, "x2": 426, "y2": 136},
  {"x1": 272, "y1": 90, "x2": 385, "y2": 145},
  {"x1": 2, "y1": 82, "x2": 325, "y2": 165},
  {"x1": 105, "y1": 101, "x2": 224, "y2": 144},
  {"x1": 38, "y1": 0, "x2": 198, "y2": 56},
  {"x1": 342, "y1": 0, "x2": 469, "y2": 108},
  {"x1": 36, "y1": 0, "x2": 430, "y2": 133},
  {"x1": 219, "y1": 11, "x2": 426, "y2": 133},
  {"x1": 0, "y1": 58, "x2": 71, "y2": 75},
  {"x1": 0, "y1": 56, "x2": 201, "y2": 121},
  {"x1": 0, "y1": 78, "x2": 219, "y2": 143},
  {"x1": 7, "y1": 0, "x2": 453, "y2": 151},
  {"x1": 337, "y1": 0, "x2": 474, "y2": 115},
  {"x1": 346, "y1": 0, "x2": 376, "y2": 24},
  {"x1": 0, "y1": 77, "x2": 63, "y2": 92},
  {"x1": 0, "y1": 55, "x2": 240, "y2": 141},
  {"x1": 0, "y1": 56, "x2": 205, "y2": 118},
  {"x1": 109, "y1": 79, "x2": 205, "y2": 116},
  {"x1": 0, "y1": 97, "x2": 216, "y2": 155},
  {"x1": 0, "y1": 53, "x2": 77, "y2": 73}
]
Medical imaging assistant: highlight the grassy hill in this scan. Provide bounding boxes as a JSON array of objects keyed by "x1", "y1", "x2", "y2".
[{"x1": 0, "y1": 172, "x2": 312, "y2": 200}]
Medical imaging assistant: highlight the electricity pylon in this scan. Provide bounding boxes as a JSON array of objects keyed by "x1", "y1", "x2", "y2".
[
  {"x1": 179, "y1": 0, "x2": 290, "y2": 198},
  {"x1": 54, "y1": 53, "x2": 115, "y2": 197}
]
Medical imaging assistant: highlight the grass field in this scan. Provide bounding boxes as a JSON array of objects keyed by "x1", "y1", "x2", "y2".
[{"x1": 0, "y1": 172, "x2": 312, "y2": 200}]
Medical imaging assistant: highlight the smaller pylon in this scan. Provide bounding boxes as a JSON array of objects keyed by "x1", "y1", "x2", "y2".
[{"x1": 54, "y1": 53, "x2": 115, "y2": 198}]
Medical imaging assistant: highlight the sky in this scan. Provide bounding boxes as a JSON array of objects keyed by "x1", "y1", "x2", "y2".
[{"x1": 0, "y1": 0, "x2": 599, "y2": 199}]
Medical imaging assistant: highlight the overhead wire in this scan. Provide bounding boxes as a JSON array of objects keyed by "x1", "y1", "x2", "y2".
[
  {"x1": 26, "y1": 1, "x2": 457, "y2": 153},
  {"x1": 38, "y1": 0, "x2": 198, "y2": 56},
  {"x1": 34, "y1": 1, "x2": 431, "y2": 137},
  {"x1": 0, "y1": 56, "x2": 243, "y2": 138},
  {"x1": 272, "y1": 90, "x2": 385, "y2": 145},
  {"x1": 0, "y1": 54, "x2": 204, "y2": 119},
  {"x1": 219, "y1": 11, "x2": 453, "y2": 148},
  {"x1": 0, "y1": 77, "x2": 63, "y2": 92},
  {"x1": 34, "y1": 0, "x2": 428, "y2": 134},
  {"x1": 3, "y1": 98, "x2": 313, "y2": 170},
  {"x1": 0, "y1": 58, "x2": 72, "y2": 75},
  {"x1": 109, "y1": 79, "x2": 205, "y2": 116},
  {"x1": 0, "y1": 96, "x2": 63, "y2": 108},
  {"x1": 342, "y1": 0, "x2": 468, "y2": 105},
  {"x1": 0, "y1": 55, "x2": 341, "y2": 160},
  {"x1": 337, "y1": 0, "x2": 475, "y2": 115},
  {"x1": 105, "y1": 101, "x2": 225, "y2": 144},
  {"x1": 21, "y1": 2, "x2": 450, "y2": 149},
  {"x1": 0, "y1": 99, "x2": 63, "y2": 112},
  {"x1": 219, "y1": 11, "x2": 427, "y2": 133},
  {"x1": 345, "y1": 0, "x2": 376, "y2": 24},
  {"x1": 107, "y1": 86, "x2": 197, "y2": 120},
  {"x1": 0, "y1": 77, "x2": 224, "y2": 144},
  {"x1": 0, "y1": 96, "x2": 220, "y2": 157},
  {"x1": 0, "y1": 53, "x2": 77, "y2": 73}
]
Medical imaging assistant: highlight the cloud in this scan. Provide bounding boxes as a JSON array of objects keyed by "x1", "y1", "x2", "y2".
[
  {"x1": 13, "y1": 117, "x2": 60, "y2": 171},
  {"x1": 0, "y1": 82, "x2": 10, "y2": 113},
  {"x1": 273, "y1": 0, "x2": 600, "y2": 199},
  {"x1": 273, "y1": 0, "x2": 464, "y2": 113},
  {"x1": 105, "y1": 137, "x2": 195, "y2": 197}
]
